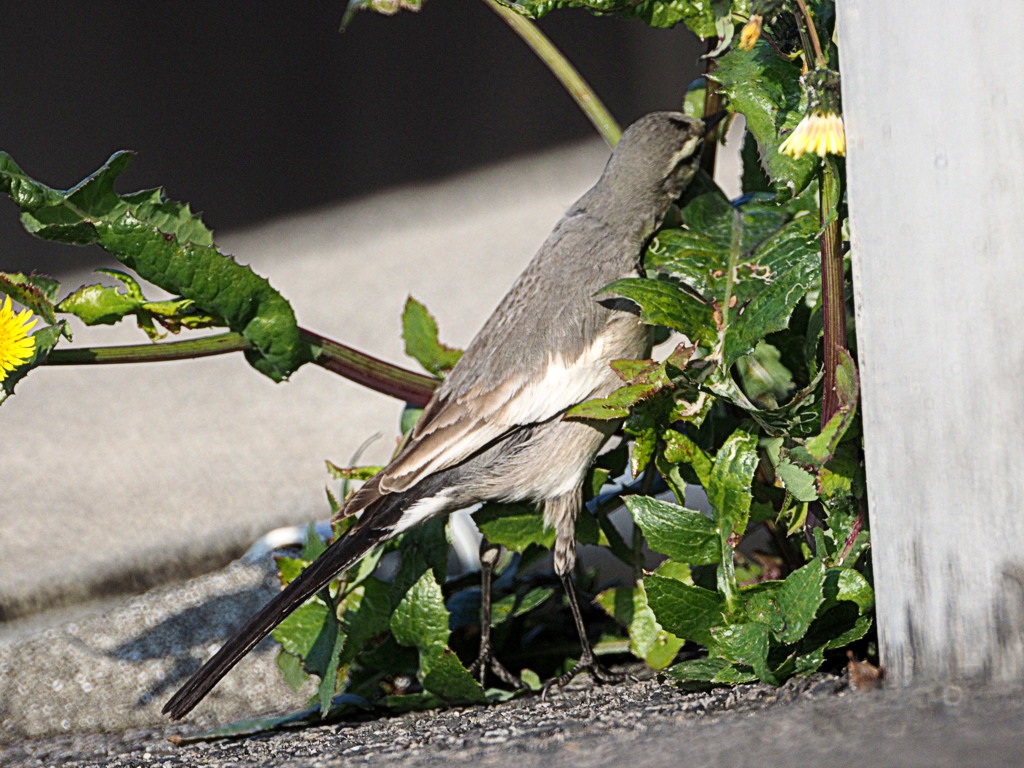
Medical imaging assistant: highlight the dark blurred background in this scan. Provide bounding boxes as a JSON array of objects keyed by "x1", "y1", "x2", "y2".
[{"x1": 1, "y1": 2, "x2": 704, "y2": 274}]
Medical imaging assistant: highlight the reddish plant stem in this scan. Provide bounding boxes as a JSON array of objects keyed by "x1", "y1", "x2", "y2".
[
  {"x1": 819, "y1": 159, "x2": 846, "y2": 427},
  {"x1": 46, "y1": 327, "x2": 439, "y2": 407}
]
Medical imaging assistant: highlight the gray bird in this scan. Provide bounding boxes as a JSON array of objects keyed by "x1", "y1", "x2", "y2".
[{"x1": 164, "y1": 110, "x2": 713, "y2": 719}]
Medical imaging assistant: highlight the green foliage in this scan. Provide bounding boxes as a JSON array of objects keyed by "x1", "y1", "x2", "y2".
[
  {"x1": 712, "y1": 45, "x2": 817, "y2": 195},
  {"x1": 401, "y1": 296, "x2": 463, "y2": 377},
  {"x1": 0, "y1": 152, "x2": 306, "y2": 383},
  {"x1": 505, "y1": 0, "x2": 734, "y2": 37}
]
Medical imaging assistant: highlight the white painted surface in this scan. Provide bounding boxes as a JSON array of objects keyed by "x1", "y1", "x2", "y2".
[{"x1": 837, "y1": 2, "x2": 1024, "y2": 683}]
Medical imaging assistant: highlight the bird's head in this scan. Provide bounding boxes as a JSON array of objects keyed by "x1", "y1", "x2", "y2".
[
  {"x1": 594, "y1": 111, "x2": 722, "y2": 231},
  {"x1": 606, "y1": 110, "x2": 720, "y2": 204}
]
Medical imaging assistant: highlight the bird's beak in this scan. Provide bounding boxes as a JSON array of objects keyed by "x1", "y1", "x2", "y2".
[{"x1": 702, "y1": 110, "x2": 728, "y2": 136}]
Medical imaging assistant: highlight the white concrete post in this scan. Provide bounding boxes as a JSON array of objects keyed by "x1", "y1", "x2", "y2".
[{"x1": 837, "y1": 2, "x2": 1024, "y2": 684}]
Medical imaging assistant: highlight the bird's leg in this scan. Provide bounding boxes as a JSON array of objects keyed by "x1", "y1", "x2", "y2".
[
  {"x1": 468, "y1": 537, "x2": 524, "y2": 688},
  {"x1": 541, "y1": 572, "x2": 636, "y2": 696},
  {"x1": 542, "y1": 491, "x2": 635, "y2": 696}
]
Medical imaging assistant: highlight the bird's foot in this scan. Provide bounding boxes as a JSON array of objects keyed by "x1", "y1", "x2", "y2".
[
  {"x1": 469, "y1": 648, "x2": 525, "y2": 689},
  {"x1": 541, "y1": 653, "x2": 637, "y2": 699}
]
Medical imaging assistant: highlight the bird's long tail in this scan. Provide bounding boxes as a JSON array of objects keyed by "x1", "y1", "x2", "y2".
[{"x1": 162, "y1": 497, "x2": 402, "y2": 720}]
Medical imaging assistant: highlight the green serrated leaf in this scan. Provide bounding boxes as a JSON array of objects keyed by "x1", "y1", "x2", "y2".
[
  {"x1": 275, "y1": 556, "x2": 309, "y2": 587},
  {"x1": 508, "y1": 0, "x2": 719, "y2": 35},
  {"x1": 775, "y1": 559, "x2": 826, "y2": 644},
  {"x1": 57, "y1": 282, "x2": 145, "y2": 325},
  {"x1": 709, "y1": 621, "x2": 770, "y2": 673},
  {"x1": 567, "y1": 383, "x2": 658, "y2": 420},
  {"x1": 312, "y1": 618, "x2": 345, "y2": 715},
  {"x1": 602, "y1": 277, "x2": 715, "y2": 344},
  {"x1": 736, "y1": 341, "x2": 794, "y2": 408},
  {"x1": 301, "y1": 524, "x2": 328, "y2": 561},
  {"x1": 339, "y1": 578, "x2": 394, "y2": 665},
  {"x1": 598, "y1": 583, "x2": 685, "y2": 670},
  {"x1": 326, "y1": 461, "x2": 383, "y2": 481},
  {"x1": 823, "y1": 566, "x2": 874, "y2": 614},
  {"x1": 275, "y1": 649, "x2": 309, "y2": 692},
  {"x1": 492, "y1": 586, "x2": 556, "y2": 627},
  {"x1": 743, "y1": 581, "x2": 785, "y2": 635},
  {"x1": 0, "y1": 320, "x2": 68, "y2": 400},
  {"x1": 644, "y1": 574, "x2": 724, "y2": 647},
  {"x1": 419, "y1": 649, "x2": 488, "y2": 704},
  {"x1": 662, "y1": 429, "x2": 713, "y2": 488},
  {"x1": 653, "y1": 559, "x2": 694, "y2": 584},
  {"x1": 645, "y1": 179, "x2": 820, "y2": 369},
  {"x1": 798, "y1": 350, "x2": 859, "y2": 465},
  {"x1": 0, "y1": 272, "x2": 59, "y2": 323},
  {"x1": 712, "y1": 47, "x2": 817, "y2": 195},
  {"x1": 818, "y1": 445, "x2": 859, "y2": 503},
  {"x1": 389, "y1": 518, "x2": 450, "y2": 600},
  {"x1": 792, "y1": 645, "x2": 828, "y2": 676},
  {"x1": 707, "y1": 428, "x2": 758, "y2": 534},
  {"x1": 272, "y1": 599, "x2": 330, "y2": 660},
  {"x1": 391, "y1": 570, "x2": 449, "y2": 654},
  {"x1": 588, "y1": 466, "x2": 611, "y2": 499},
  {"x1": 400, "y1": 405, "x2": 424, "y2": 436},
  {"x1": 805, "y1": 567, "x2": 874, "y2": 651},
  {"x1": 625, "y1": 406, "x2": 660, "y2": 477},
  {"x1": 0, "y1": 151, "x2": 304, "y2": 381},
  {"x1": 721, "y1": 218, "x2": 821, "y2": 366},
  {"x1": 775, "y1": 459, "x2": 818, "y2": 502},
  {"x1": 475, "y1": 503, "x2": 553, "y2": 552},
  {"x1": 666, "y1": 656, "x2": 732, "y2": 683},
  {"x1": 402, "y1": 296, "x2": 463, "y2": 377},
  {"x1": 625, "y1": 496, "x2": 720, "y2": 565}
]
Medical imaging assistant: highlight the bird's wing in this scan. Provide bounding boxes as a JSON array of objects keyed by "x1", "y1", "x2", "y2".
[
  {"x1": 378, "y1": 215, "x2": 635, "y2": 495},
  {"x1": 379, "y1": 305, "x2": 627, "y2": 494}
]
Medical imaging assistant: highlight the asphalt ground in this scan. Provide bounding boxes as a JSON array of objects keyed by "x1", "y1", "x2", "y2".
[{"x1": 5, "y1": 674, "x2": 1023, "y2": 768}]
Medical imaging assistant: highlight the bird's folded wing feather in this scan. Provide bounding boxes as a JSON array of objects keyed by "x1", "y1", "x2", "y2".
[
  {"x1": 379, "y1": 356, "x2": 596, "y2": 492},
  {"x1": 379, "y1": 217, "x2": 630, "y2": 494}
]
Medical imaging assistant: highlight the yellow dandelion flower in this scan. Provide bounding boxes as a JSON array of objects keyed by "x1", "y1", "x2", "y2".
[
  {"x1": 779, "y1": 110, "x2": 846, "y2": 159},
  {"x1": 740, "y1": 14, "x2": 763, "y2": 51},
  {"x1": 0, "y1": 294, "x2": 37, "y2": 381}
]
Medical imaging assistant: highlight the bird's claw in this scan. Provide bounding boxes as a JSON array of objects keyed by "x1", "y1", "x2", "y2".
[
  {"x1": 540, "y1": 654, "x2": 637, "y2": 699},
  {"x1": 469, "y1": 650, "x2": 526, "y2": 689}
]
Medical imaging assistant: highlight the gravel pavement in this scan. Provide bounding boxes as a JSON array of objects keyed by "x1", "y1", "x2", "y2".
[
  {"x1": 5, "y1": 675, "x2": 1023, "y2": 768},
  {"x1": 2, "y1": 552, "x2": 1021, "y2": 768}
]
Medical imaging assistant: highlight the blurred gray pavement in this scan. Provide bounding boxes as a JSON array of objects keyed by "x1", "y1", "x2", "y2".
[
  {"x1": 0, "y1": 555, "x2": 306, "y2": 740},
  {"x1": 0, "y1": 138, "x2": 609, "y2": 625}
]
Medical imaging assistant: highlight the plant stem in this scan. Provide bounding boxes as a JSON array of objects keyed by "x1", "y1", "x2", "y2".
[
  {"x1": 45, "y1": 332, "x2": 249, "y2": 365},
  {"x1": 46, "y1": 327, "x2": 439, "y2": 407},
  {"x1": 483, "y1": 0, "x2": 621, "y2": 147},
  {"x1": 792, "y1": 0, "x2": 827, "y2": 67},
  {"x1": 300, "y1": 328, "x2": 437, "y2": 407},
  {"x1": 819, "y1": 157, "x2": 846, "y2": 427},
  {"x1": 714, "y1": 206, "x2": 744, "y2": 364},
  {"x1": 700, "y1": 39, "x2": 723, "y2": 177}
]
